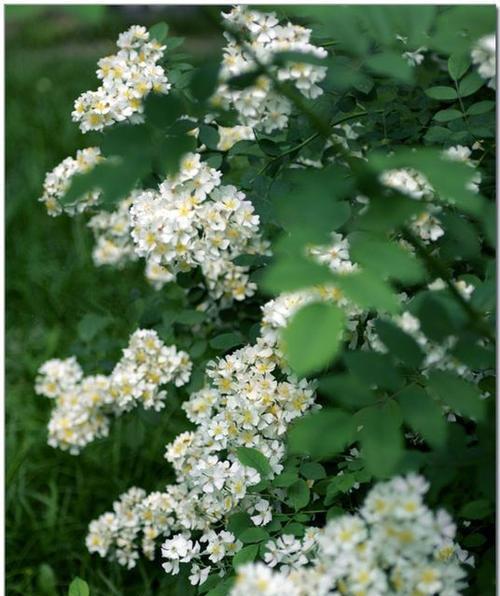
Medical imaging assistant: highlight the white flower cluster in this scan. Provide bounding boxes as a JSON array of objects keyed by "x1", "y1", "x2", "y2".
[
  {"x1": 471, "y1": 34, "x2": 496, "y2": 89},
  {"x1": 232, "y1": 474, "x2": 470, "y2": 596},
  {"x1": 213, "y1": 6, "x2": 327, "y2": 133},
  {"x1": 72, "y1": 25, "x2": 170, "y2": 132},
  {"x1": 86, "y1": 308, "x2": 317, "y2": 579},
  {"x1": 35, "y1": 329, "x2": 191, "y2": 453},
  {"x1": 129, "y1": 152, "x2": 269, "y2": 300},
  {"x1": 88, "y1": 194, "x2": 138, "y2": 269},
  {"x1": 162, "y1": 530, "x2": 242, "y2": 583},
  {"x1": 38, "y1": 147, "x2": 102, "y2": 216}
]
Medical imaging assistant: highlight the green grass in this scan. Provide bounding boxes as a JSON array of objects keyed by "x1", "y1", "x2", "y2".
[{"x1": 6, "y1": 13, "x2": 204, "y2": 595}]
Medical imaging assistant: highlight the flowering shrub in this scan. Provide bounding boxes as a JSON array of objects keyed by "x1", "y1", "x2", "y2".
[{"x1": 35, "y1": 6, "x2": 495, "y2": 595}]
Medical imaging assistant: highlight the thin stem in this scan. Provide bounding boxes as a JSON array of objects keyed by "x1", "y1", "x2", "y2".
[
  {"x1": 253, "y1": 110, "x2": 381, "y2": 181},
  {"x1": 453, "y1": 79, "x2": 478, "y2": 143}
]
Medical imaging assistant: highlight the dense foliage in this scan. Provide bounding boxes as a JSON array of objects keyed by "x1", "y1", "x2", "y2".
[{"x1": 10, "y1": 5, "x2": 496, "y2": 595}]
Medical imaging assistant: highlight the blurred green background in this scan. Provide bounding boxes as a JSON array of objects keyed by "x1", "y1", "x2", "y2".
[{"x1": 6, "y1": 6, "x2": 221, "y2": 594}]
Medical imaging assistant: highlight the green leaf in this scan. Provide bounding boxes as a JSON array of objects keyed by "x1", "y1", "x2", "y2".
[
  {"x1": 463, "y1": 534, "x2": 486, "y2": 548},
  {"x1": 273, "y1": 166, "x2": 353, "y2": 242},
  {"x1": 458, "y1": 72, "x2": 484, "y2": 97},
  {"x1": 300, "y1": 462, "x2": 326, "y2": 480},
  {"x1": 452, "y1": 335, "x2": 495, "y2": 369},
  {"x1": 326, "y1": 473, "x2": 361, "y2": 504},
  {"x1": 427, "y1": 370, "x2": 485, "y2": 420},
  {"x1": 227, "y1": 512, "x2": 253, "y2": 537},
  {"x1": 144, "y1": 93, "x2": 183, "y2": 129},
  {"x1": 374, "y1": 320, "x2": 424, "y2": 368},
  {"x1": 365, "y1": 51, "x2": 414, "y2": 83},
  {"x1": 433, "y1": 109, "x2": 463, "y2": 122},
  {"x1": 358, "y1": 401, "x2": 403, "y2": 477},
  {"x1": 100, "y1": 124, "x2": 151, "y2": 157},
  {"x1": 326, "y1": 506, "x2": 345, "y2": 520},
  {"x1": 330, "y1": 271, "x2": 401, "y2": 314},
  {"x1": 459, "y1": 499, "x2": 492, "y2": 520},
  {"x1": 481, "y1": 201, "x2": 496, "y2": 248},
  {"x1": 319, "y1": 374, "x2": 374, "y2": 408},
  {"x1": 161, "y1": 133, "x2": 197, "y2": 176},
  {"x1": 467, "y1": 100, "x2": 495, "y2": 116},
  {"x1": 236, "y1": 447, "x2": 272, "y2": 477},
  {"x1": 190, "y1": 62, "x2": 221, "y2": 101},
  {"x1": 344, "y1": 351, "x2": 404, "y2": 390},
  {"x1": 189, "y1": 339, "x2": 207, "y2": 359},
  {"x1": 60, "y1": 156, "x2": 146, "y2": 209},
  {"x1": 415, "y1": 293, "x2": 458, "y2": 342},
  {"x1": 68, "y1": 578, "x2": 89, "y2": 596},
  {"x1": 358, "y1": 194, "x2": 424, "y2": 232},
  {"x1": 206, "y1": 578, "x2": 234, "y2": 596},
  {"x1": 438, "y1": 213, "x2": 481, "y2": 261},
  {"x1": 37, "y1": 564, "x2": 57, "y2": 596},
  {"x1": 471, "y1": 279, "x2": 495, "y2": 312},
  {"x1": 166, "y1": 37, "x2": 185, "y2": 51},
  {"x1": 283, "y1": 522, "x2": 305, "y2": 537},
  {"x1": 238, "y1": 527, "x2": 270, "y2": 544},
  {"x1": 448, "y1": 52, "x2": 470, "y2": 80},
  {"x1": 424, "y1": 126, "x2": 452, "y2": 143},
  {"x1": 77, "y1": 314, "x2": 111, "y2": 343},
  {"x1": 287, "y1": 479, "x2": 310, "y2": 511},
  {"x1": 232, "y1": 544, "x2": 259, "y2": 569},
  {"x1": 199, "y1": 575, "x2": 221, "y2": 595},
  {"x1": 273, "y1": 468, "x2": 299, "y2": 488},
  {"x1": 398, "y1": 385, "x2": 447, "y2": 448},
  {"x1": 261, "y1": 256, "x2": 335, "y2": 294},
  {"x1": 282, "y1": 302, "x2": 345, "y2": 377},
  {"x1": 175, "y1": 310, "x2": 205, "y2": 325},
  {"x1": 349, "y1": 232, "x2": 425, "y2": 283},
  {"x1": 288, "y1": 409, "x2": 354, "y2": 459},
  {"x1": 149, "y1": 22, "x2": 169, "y2": 42},
  {"x1": 199, "y1": 125, "x2": 220, "y2": 150},
  {"x1": 210, "y1": 332, "x2": 245, "y2": 351},
  {"x1": 425, "y1": 86, "x2": 458, "y2": 100}
]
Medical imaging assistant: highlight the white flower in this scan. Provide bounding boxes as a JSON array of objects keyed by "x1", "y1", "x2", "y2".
[
  {"x1": 161, "y1": 533, "x2": 199, "y2": 562},
  {"x1": 189, "y1": 563, "x2": 211, "y2": 586},
  {"x1": 214, "y1": 7, "x2": 327, "y2": 133},
  {"x1": 471, "y1": 34, "x2": 496, "y2": 88},
  {"x1": 251, "y1": 499, "x2": 272, "y2": 526},
  {"x1": 403, "y1": 47, "x2": 427, "y2": 66},
  {"x1": 72, "y1": 25, "x2": 171, "y2": 132}
]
